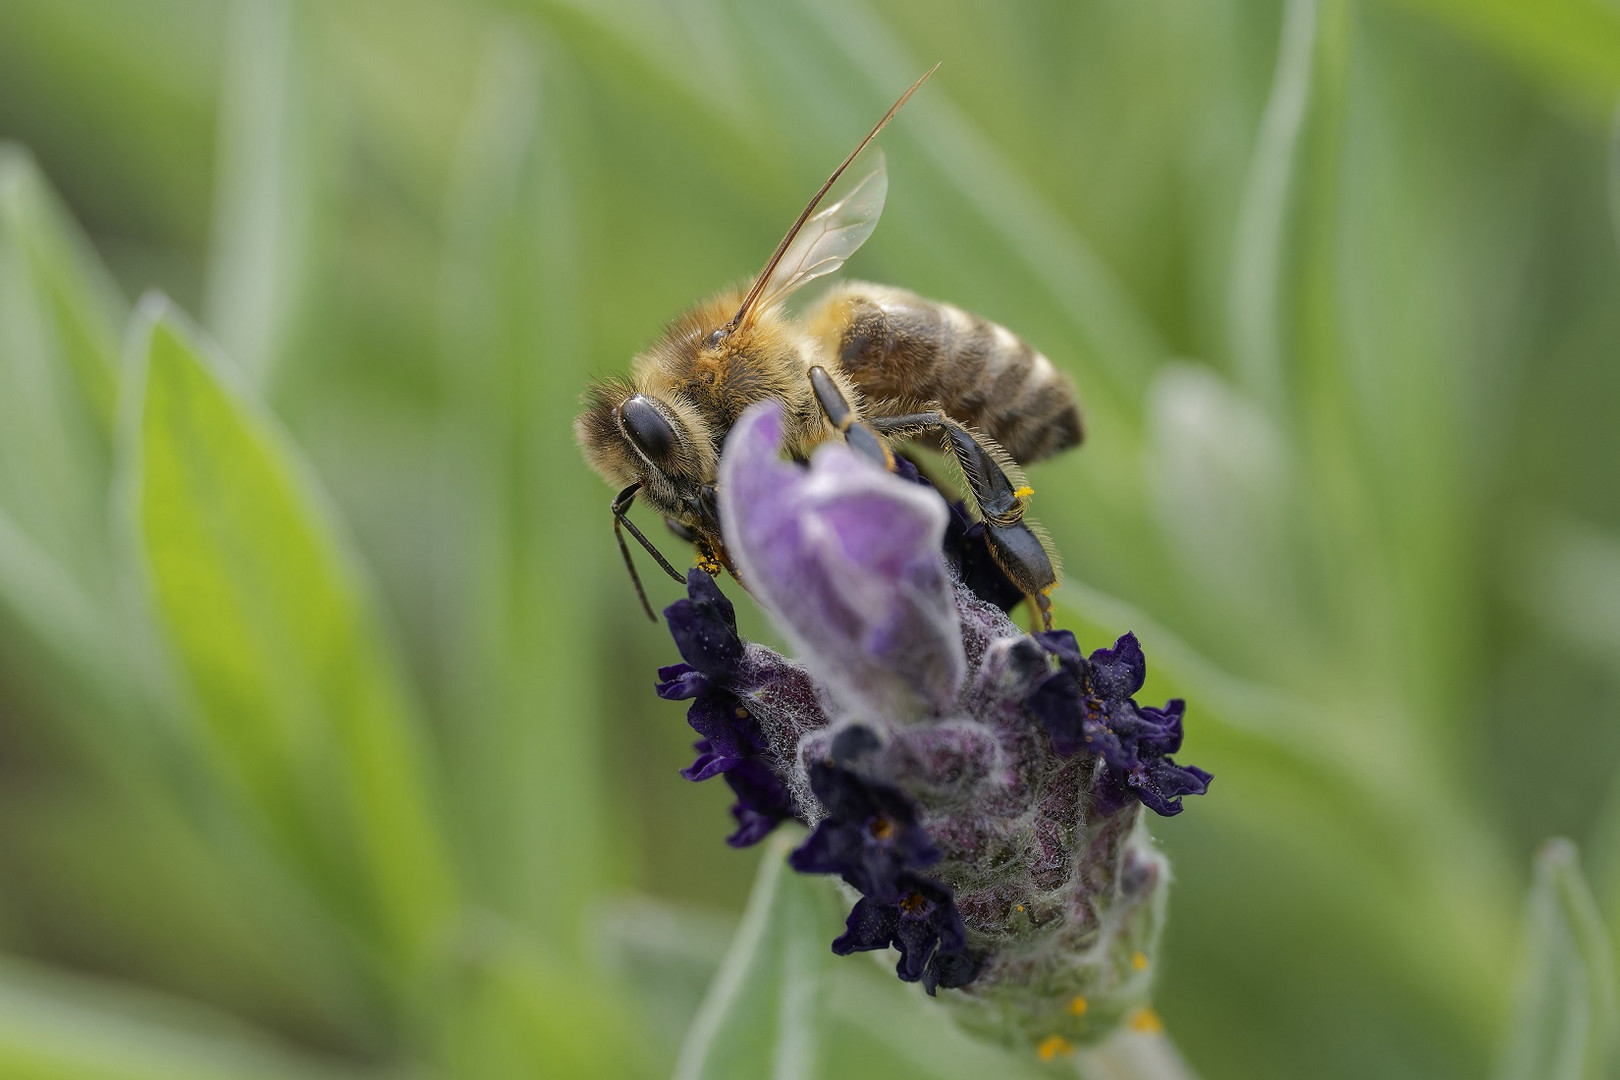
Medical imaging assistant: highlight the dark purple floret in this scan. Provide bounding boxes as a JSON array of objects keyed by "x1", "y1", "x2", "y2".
[
  {"x1": 663, "y1": 568, "x2": 744, "y2": 679},
  {"x1": 657, "y1": 569, "x2": 797, "y2": 846},
  {"x1": 832, "y1": 870, "x2": 978, "y2": 995},
  {"x1": 1086, "y1": 632, "x2": 1147, "y2": 702},
  {"x1": 1026, "y1": 630, "x2": 1212, "y2": 818},
  {"x1": 722, "y1": 758, "x2": 799, "y2": 847},
  {"x1": 892, "y1": 456, "x2": 1025, "y2": 613},
  {"x1": 1093, "y1": 752, "x2": 1214, "y2": 818},
  {"x1": 789, "y1": 728, "x2": 940, "y2": 902}
]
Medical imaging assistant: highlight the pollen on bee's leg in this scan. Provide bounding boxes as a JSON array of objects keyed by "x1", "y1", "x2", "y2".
[
  {"x1": 1131, "y1": 950, "x2": 1149, "y2": 971},
  {"x1": 1036, "y1": 1035, "x2": 1074, "y2": 1062},
  {"x1": 1069, "y1": 995, "x2": 1088, "y2": 1016},
  {"x1": 1012, "y1": 485, "x2": 1034, "y2": 500}
]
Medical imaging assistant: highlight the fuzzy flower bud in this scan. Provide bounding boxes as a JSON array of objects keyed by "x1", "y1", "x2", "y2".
[
  {"x1": 655, "y1": 401, "x2": 1211, "y2": 1053},
  {"x1": 718, "y1": 403, "x2": 965, "y2": 718}
]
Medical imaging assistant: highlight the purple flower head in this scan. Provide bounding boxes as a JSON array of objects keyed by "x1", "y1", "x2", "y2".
[
  {"x1": 717, "y1": 401, "x2": 964, "y2": 718},
  {"x1": 1026, "y1": 630, "x2": 1212, "y2": 817},
  {"x1": 646, "y1": 395, "x2": 1213, "y2": 1050}
]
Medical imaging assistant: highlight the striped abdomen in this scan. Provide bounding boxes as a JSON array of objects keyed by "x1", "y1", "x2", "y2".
[{"x1": 810, "y1": 282, "x2": 1082, "y2": 465}]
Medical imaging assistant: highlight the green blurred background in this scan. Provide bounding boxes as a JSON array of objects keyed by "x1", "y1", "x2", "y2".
[{"x1": 1, "y1": 0, "x2": 1619, "y2": 1077}]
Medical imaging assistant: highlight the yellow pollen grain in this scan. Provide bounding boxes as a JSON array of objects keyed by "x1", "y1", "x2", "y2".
[
  {"x1": 1036, "y1": 1035, "x2": 1073, "y2": 1062},
  {"x1": 1015, "y1": 904, "x2": 1025, "y2": 912},
  {"x1": 1132, "y1": 951, "x2": 1149, "y2": 971},
  {"x1": 1069, "y1": 995, "x2": 1088, "y2": 1016},
  {"x1": 1013, "y1": 485, "x2": 1034, "y2": 499},
  {"x1": 1130, "y1": 1007, "x2": 1164, "y2": 1035}
]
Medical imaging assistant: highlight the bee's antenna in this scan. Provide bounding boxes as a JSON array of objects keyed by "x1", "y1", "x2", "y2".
[
  {"x1": 612, "y1": 483, "x2": 687, "y2": 621},
  {"x1": 725, "y1": 61, "x2": 940, "y2": 334}
]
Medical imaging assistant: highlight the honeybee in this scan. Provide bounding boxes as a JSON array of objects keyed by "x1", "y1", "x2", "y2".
[{"x1": 576, "y1": 66, "x2": 1082, "y2": 628}]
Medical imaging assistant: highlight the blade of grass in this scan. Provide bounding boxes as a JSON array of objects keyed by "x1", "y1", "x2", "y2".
[
  {"x1": 1495, "y1": 840, "x2": 1620, "y2": 1080},
  {"x1": 203, "y1": 0, "x2": 316, "y2": 387},
  {"x1": 1228, "y1": 0, "x2": 1318, "y2": 411}
]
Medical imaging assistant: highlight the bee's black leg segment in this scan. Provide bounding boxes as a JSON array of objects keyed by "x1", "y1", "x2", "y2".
[
  {"x1": 664, "y1": 517, "x2": 699, "y2": 544},
  {"x1": 985, "y1": 521, "x2": 1056, "y2": 631},
  {"x1": 612, "y1": 484, "x2": 687, "y2": 622},
  {"x1": 870, "y1": 412, "x2": 1024, "y2": 524},
  {"x1": 869, "y1": 411, "x2": 1059, "y2": 622},
  {"x1": 611, "y1": 485, "x2": 656, "y2": 621},
  {"x1": 808, "y1": 366, "x2": 892, "y2": 468}
]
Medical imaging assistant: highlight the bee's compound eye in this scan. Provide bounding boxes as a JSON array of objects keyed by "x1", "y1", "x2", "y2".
[{"x1": 620, "y1": 394, "x2": 680, "y2": 465}]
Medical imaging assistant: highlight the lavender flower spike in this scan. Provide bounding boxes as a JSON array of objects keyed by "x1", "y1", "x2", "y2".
[
  {"x1": 718, "y1": 400, "x2": 965, "y2": 718},
  {"x1": 654, "y1": 395, "x2": 1212, "y2": 1054}
]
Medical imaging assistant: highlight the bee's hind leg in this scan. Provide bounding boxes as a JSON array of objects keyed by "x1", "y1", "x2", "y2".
[
  {"x1": 868, "y1": 410, "x2": 1058, "y2": 631},
  {"x1": 808, "y1": 366, "x2": 893, "y2": 469}
]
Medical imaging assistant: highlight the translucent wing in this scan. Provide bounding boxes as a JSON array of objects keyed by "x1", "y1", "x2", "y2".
[{"x1": 754, "y1": 149, "x2": 887, "y2": 312}]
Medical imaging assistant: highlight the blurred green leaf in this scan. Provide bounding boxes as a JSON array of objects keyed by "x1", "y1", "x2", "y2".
[
  {"x1": 1520, "y1": 519, "x2": 1620, "y2": 671},
  {"x1": 1495, "y1": 840, "x2": 1620, "y2": 1080},
  {"x1": 1227, "y1": 0, "x2": 1316, "y2": 411},
  {"x1": 118, "y1": 297, "x2": 458, "y2": 976},
  {"x1": 0, "y1": 146, "x2": 124, "y2": 624},
  {"x1": 1049, "y1": 587, "x2": 1515, "y2": 1050},
  {"x1": 0, "y1": 957, "x2": 375, "y2": 1080},
  {"x1": 0, "y1": 144, "x2": 123, "y2": 428},
  {"x1": 203, "y1": 0, "x2": 317, "y2": 386},
  {"x1": 594, "y1": 898, "x2": 736, "y2": 1056},
  {"x1": 819, "y1": 959, "x2": 1050, "y2": 1080},
  {"x1": 675, "y1": 835, "x2": 841, "y2": 1080},
  {"x1": 433, "y1": 915, "x2": 649, "y2": 1080},
  {"x1": 1384, "y1": 0, "x2": 1620, "y2": 115},
  {"x1": 1609, "y1": 103, "x2": 1620, "y2": 263}
]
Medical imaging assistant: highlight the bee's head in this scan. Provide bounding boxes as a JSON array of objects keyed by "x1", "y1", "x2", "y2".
[{"x1": 575, "y1": 379, "x2": 718, "y2": 522}]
